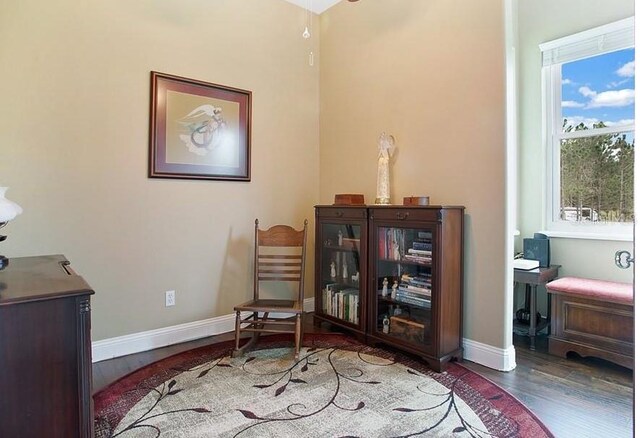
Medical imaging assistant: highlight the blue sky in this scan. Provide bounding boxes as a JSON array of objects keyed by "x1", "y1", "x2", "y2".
[{"x1": 562, "y1": 47, "x2": 634, "y2": 131}]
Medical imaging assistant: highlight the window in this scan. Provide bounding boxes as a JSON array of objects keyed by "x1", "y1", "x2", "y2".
[{"x1": 540, "y1": 17, "x2": 635, "y2": 240}]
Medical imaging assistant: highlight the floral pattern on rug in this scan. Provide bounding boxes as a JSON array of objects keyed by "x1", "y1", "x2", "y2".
[{"x1": 94, "y1": 335, "x2": 553, "y2": 438}]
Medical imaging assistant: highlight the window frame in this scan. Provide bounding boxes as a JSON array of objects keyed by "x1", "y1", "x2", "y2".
[{"x1": 540, "y1": 18, "x2": 635, "y2": 242}]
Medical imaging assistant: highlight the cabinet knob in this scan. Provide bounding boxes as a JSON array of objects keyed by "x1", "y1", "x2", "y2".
[
  {"x1": 396, "y1": 212, "x2": 409, "y2": 220},
  {"x1": 335, "y1": 211, "x2": 344, "y2": 218}
]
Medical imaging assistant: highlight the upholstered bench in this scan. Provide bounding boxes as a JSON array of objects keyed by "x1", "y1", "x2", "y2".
[{"x1": 545, "y1": 277, "x2": 633, "y2": 369}]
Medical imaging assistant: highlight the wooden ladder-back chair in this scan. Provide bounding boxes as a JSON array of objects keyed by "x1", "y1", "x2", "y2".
[{"x1": 233, "y1": 219, "x2": 308, "y2": 359}]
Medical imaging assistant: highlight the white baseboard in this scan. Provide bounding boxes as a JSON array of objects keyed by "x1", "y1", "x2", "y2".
[
  {"x1": 94, "y1": 298, "x2": 515, "y2": 372},
  {"x1": 92, "y1": 297, "x2": 315, "y2": 363},
  {"x1": 462, "y1": 337, "x2": 516, "y2": 371}
]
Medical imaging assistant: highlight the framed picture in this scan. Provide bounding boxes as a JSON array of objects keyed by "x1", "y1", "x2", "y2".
[{"x1": 149, "y1": 71, "x2": 252, "y2": 181}]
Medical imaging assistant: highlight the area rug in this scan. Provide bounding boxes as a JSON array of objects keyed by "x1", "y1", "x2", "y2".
[{"x1": 94, "y1": 334, "x2": 553, "y2": 437}]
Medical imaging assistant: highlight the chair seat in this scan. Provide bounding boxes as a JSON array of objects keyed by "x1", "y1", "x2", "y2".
[{"x1": 234, "y1": 298, "x2": 303, "y2": 313}]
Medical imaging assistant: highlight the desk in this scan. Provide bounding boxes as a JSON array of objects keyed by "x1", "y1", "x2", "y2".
[
  {"x1": 513, "y1": 265, "x2": 560, "y2": 350},
  {"x1": 0, "y1": 255, "x2": 95, "y2": 437}
]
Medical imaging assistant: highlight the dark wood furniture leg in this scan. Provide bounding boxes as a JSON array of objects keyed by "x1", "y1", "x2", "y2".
[
  {"x1": 528, "y1": 285, "x2": 537, "y2": 350},
  {"x1": 546, "y1": 289, "x2": 552, "y2": 335}
]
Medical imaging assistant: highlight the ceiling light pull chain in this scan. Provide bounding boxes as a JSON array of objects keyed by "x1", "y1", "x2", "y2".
[{"x1": 303, "y1": 0, "x2": 313, "y2": 66}]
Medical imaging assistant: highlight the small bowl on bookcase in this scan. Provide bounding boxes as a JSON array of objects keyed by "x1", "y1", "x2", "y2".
[{"x1": 403, "y1": 196, "x2": 430, "y2": 206}]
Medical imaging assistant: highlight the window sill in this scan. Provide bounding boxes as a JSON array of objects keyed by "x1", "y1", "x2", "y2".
[{"x1": 540, "y1": 230, "x2": 633, "y2": 242}]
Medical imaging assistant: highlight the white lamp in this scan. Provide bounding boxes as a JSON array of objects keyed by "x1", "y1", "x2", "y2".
[{"x1": 0, "y1": 187, "x2": 23, "y2": 270}]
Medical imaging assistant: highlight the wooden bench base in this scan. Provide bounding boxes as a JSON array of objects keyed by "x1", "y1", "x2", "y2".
[
  {"x1": 548, "y1": 290, "x2": 633, "y2": 369},
  {"x1": 549, "y1": 337, "x2": 633, "y2": 370}
]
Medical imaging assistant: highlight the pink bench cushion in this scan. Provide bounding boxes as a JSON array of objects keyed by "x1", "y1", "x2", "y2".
[{"x1": 546, "y1": 277, "x2": 633, "y2": 305}]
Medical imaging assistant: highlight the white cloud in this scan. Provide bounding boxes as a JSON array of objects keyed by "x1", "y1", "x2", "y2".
[
  {"x1": 579, "y1": 86, "x2": 597, "y2": 98},
  {"x1": 604, "y1": 118, "x2": 635, "y2": 127},
  {"x1": 562, "y1": 78, "x2": 573, "y2": 85},
  {"x1": 616, "y1": 61, "x2": 635, "y2": 78},
  {"x1": 578, "y1": 86, "x2": 634, "y2": 108},
  {"x1": 588, "y1": 89, "x2": 635, "y2": 108},
  {"x1": 563, "y1": 116, "x2": 635, "y2": 129},
  {"x1": 561, "y1": 100, "x2": 585, "y2": 108},
  {"x1": 607, "y1": 78, "x2": 631, "y2": 89},
  {"x1": 563, "y1": 116, "x2": 601, "y2": 128}
]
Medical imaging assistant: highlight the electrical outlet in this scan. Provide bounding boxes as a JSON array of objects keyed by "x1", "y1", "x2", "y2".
[{"x1": 165, "y1": 290, "x2": 176, "y2": 307}]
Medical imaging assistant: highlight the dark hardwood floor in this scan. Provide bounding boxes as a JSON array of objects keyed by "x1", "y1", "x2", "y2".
[{"x1": 93, "y1": 318, "x2": 633, "y2": 438}]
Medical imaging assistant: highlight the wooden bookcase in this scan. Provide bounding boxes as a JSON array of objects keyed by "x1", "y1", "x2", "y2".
[
  {"x1": 314, "y1": 205, "x2": 464, "y2": 372},
  {"x1": 314, "y1": 206, "x2": 368, "y2": 337}
]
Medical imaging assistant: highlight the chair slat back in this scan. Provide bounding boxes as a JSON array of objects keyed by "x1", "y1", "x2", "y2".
[
  {"x1": 253, "y1": 219, "x2": 308, "y2": 301},
  {"x1": 258, "y1": 225, "x2": 305, "y2": 247}
]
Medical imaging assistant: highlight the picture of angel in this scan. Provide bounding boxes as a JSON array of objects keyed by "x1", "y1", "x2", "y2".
[
  {"x1": 165, "y1": 91, "x2": 240, "y2": 168},
  {"x1": 149, "y1": 71, "x2": 252, "y2": 181},
  {"x1": 178, "y1": 104, "x2": 228, "y2": 156}
]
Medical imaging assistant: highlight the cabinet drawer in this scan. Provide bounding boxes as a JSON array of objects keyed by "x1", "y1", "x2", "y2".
[
  {"x1": 316, "y1": 207, "x2": 367, "y2": 220},
  {"x1": 370, "y1": 207, "x2": 440, "y2": 223}
]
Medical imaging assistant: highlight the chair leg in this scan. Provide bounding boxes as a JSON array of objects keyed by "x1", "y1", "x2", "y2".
[
  {"x1": 294, "y1": 313, "x2": 302, "y2": 360},
  {"x1": 234, "y1": 312, "x2": 261, "y2": 358},
  {"x1": 232, "y1": 310, "x2": 242, "y2": 358}
]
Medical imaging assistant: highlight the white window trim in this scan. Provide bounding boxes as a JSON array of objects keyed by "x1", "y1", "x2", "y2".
[{"x1": 540, "y1": 17, "x2": 635, "y2": 242}]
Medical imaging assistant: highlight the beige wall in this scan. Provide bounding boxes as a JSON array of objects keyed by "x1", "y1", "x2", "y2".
[
  {"x1": 320, "y1": 0, "x2": 509, "y2": 348},
  {"x1": 0, "y1": 0, "x2": 320, "y2": 340},
  {"x1": 517, "y1": 0, "x2": 634, "y2": 283}
]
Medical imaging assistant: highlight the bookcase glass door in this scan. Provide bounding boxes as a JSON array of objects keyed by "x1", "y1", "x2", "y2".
[
  {"x1": 374, "y1": 226, "x2": 433, "y2": 349},
  {"x1": 319, "y1": 223, "x2": 362, "y2": 326}
]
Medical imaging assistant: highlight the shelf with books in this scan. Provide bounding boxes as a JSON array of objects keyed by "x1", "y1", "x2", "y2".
[
  {"x1": 377, "y1": 226, "x2": 433, "y2": 267},
  {"x1": 378, "y1": 293, "x2": 432, "y2": 310},
  {"x1": 314, "y1": 207, "x2": 368, "y2": 335},
  {"x1": 368, "y1": 206, "x2": 464, "y2": 372},
  {"x1": 321, "y1": 284, "x2": 360, "y2": 325}
]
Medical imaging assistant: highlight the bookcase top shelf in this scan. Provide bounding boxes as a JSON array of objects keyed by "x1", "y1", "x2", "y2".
[{"x1": 315, "y1": 204, "x2": 465, "y2": 210}]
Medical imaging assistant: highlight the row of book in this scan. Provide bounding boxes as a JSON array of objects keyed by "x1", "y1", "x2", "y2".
[
  {"x1": 378, "y1": 228, "x2": 434, "y2": 264},
  {"x1": 378, "y1": 228, "x2": 406, "y2": 261},
  {"x1": 322, "y1": 284, "x2": 360, "y2": 324},
  {"x1": 404, "y1": 232, "x2": 433, "y2": 264},
  {"x1": 395, "y1": 272, "x2": 432, "y2": 309}
]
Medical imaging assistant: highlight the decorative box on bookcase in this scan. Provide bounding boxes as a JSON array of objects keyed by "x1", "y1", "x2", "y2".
[
  {"x1": 368, "y1": 206, "x2": 464, "y2": 372},
  {"x1": 314, "y1": 206, "x2": 368, "y2": 337},
  {"x1": 314, "y1": 205, "x2": 465, "y2": 372}
]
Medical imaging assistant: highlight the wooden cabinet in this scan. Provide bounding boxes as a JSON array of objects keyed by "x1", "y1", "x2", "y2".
[
  {"x1": 314, "y1": 206, "x2": 368, "y2": 337},
  {"x1": 314, "y1": 205, "x2": 464, "y2": 372},
  {"x1": 0, "y1": 255, "x2": 95, "y2": 438}
]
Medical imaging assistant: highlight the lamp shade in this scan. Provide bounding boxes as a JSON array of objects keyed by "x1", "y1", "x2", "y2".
[{"x1": 0, "y1": 187, "x2": 23, "y2": 223}]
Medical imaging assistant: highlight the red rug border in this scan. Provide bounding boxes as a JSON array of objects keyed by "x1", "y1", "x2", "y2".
[{"x1": 94, "y1": 333, "x2": 555, "y2": 437}]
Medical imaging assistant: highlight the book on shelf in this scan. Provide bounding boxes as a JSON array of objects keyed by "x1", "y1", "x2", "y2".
[
  {"x1": 396, "y1": 288, "x2": 431, "y2": 300},
  {"x1": 394, "y1": 293, "x2": 431, "y2": 309},
  {"x1": 403, "y1": 254, "x2": 432, "y2": 264},
  {"x1": 407, "y1": 248, "x2": 432, "y2": 256},
  {"x1": 400, "y1": 275, "x2": 431, "y2": 289},
  {"x1": 397, "y1": 285, "x2": 431, "y2": 297},
  {"x1": 323, "y1": 284, "x2": 359, "y2": 325},
  {"x1": 411, "y1": 241, "x2": 432, "y2": 251}
]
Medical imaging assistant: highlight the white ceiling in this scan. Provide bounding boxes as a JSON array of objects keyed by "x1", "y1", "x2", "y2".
[{"x1": 282, "y1": 0, "x2": 342, "y2": 14}]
